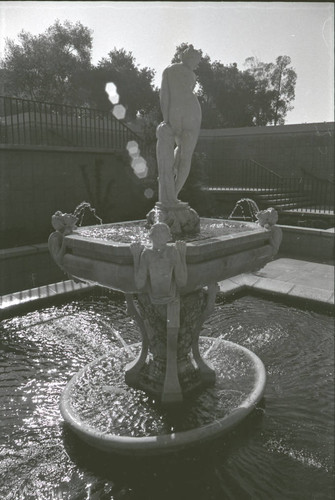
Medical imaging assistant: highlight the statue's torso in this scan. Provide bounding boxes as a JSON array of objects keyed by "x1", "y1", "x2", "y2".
[
  {"x1": 143, "y1": 247, "x2": 178, "y2": 303},
  {"x1": 165, "y1": 63, "x2": 201, "y2": 130}
]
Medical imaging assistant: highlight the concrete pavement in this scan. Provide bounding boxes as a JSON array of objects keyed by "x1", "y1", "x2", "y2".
[{"x1": 219, "y1": 258, "x2": 334, "y2": 306}]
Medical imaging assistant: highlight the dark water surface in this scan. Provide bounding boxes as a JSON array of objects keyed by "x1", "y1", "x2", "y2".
[{"x1": 0, "y1": 292, "x2": 333, "y2": 500}]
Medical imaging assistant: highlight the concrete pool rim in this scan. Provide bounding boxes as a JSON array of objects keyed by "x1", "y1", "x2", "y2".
[{"x1": 59, "y1": 337, "x2": 267, "y2": 456}]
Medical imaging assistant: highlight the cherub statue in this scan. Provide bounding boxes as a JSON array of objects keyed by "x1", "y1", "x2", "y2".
[
  {"x1": 130, "y1": 222, "x2": 187, "y2": 303},
  {"x1": 256, "y1": 207, "x2": 279, "y2": 228},
  {"x1": 48, "y1": 211, "x2": 78, "y2": 270},
  {"x1": 130, "y1": 222, "x2": 188, "y2": 402},
  {"x1": 256, "y1": 207, "x2": 282, "y2": 253}
]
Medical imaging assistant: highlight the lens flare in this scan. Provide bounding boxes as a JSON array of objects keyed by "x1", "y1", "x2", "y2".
[
  {"x1": 127, "y1": 140, "x2": 148, "y2": 179},
  {"x1": 105, "y1": 82, "x2": 119, "y2": 105},
  {"x1": 144, "y1": 188, "x2": 154, "y2": 199},
  {"x1": 126, "y1": 141, "x2": 140, "y2": 156},
  {"x1": 131, "y1": 157, "x2": 148, "y2": 178},
  {"x1": 112, "y1": 104, "x2": 126, "y2": 120}
]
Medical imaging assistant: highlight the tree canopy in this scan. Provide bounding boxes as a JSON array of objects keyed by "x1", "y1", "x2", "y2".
[
  {"x1": 96, "y1": 48, "x2": 159, "y2": 121},
  {"x1": 0, "y1": 20, "x2": 93, "y2": 105},
  {"x1": 172, "y1": 43, "x2": 297, "y2": 127},
  {"x1": 0, "y1": 22, "x2": 159, "y2": 122},
  {"x1": 0, "y1": 23, "x2": 297, "y2": 128},
  {"x1": 244, "y1": 55, "x2": 297, "y2": 125}
]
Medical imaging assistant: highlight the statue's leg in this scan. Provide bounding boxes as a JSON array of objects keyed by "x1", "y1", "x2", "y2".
[
  {"x1": 191, "y1": 284, "x2": 219, "y2": 385},
  {"x1": 124, "y1": 294, "x2": 149, "y2": 387},
  {"x1": 156, "y1": 122, "x2": 178, "y2": 205},
  {"x1": 175, "y1": 129, "x2": 199, "y2": 196},
  {"x1": 162, "y1": 299, "x2": 183, "y2": 404},
  {"x1": 173, "y1": 141, "x2": 181, "y2": 179}
]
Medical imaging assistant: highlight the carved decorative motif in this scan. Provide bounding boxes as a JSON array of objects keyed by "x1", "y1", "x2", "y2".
[
  {"x1": 257, "y1": 207, "x2": 283, "y2": 253},
  {"x1": 48, "y1": 211, "x2": 78, "y2": 271}
]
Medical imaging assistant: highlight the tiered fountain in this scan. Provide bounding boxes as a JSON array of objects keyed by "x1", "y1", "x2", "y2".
[{"x1": 49, "y1": 46, "x2": 282, "y2": 455}]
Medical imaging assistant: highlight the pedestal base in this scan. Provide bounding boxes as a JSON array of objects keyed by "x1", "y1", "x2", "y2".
[
  {"x1": 60, "y1": 337, "x2": 266, "y2": 456},
  {"x1": 124, "y1": 289, "x2": 216, "y2": 405},
  {"x1": 146, "y1": 202, "x2": 200, "y2": 236}
]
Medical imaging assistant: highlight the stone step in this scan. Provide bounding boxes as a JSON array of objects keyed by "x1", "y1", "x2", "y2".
[
  {"x1": 276, "y1": 202, "x2": 313, "y2": 210},
  {"x1": 257, "y1": 193, "x2": 308, "y2": 200},
  {"x1": 203, "y1": 187, "x2": 282, "y2": 194},
  {"x1": 265, "y1": 198, "x2": 313, "y2": 206}
]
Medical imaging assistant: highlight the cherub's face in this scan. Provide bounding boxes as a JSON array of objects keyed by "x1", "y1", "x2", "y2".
[
  {"x1": 150, "y1": 228, "x2": 171, "y2": 249},
  {"x1": 257, "y1": 208, "x2": 278, "y2": 226},
  {"x1": 51, "y1": 212, "x2": 77, "y2": 232},
  {"x1": 51, "y1": 216, "x2": 65, "y2": 232}
]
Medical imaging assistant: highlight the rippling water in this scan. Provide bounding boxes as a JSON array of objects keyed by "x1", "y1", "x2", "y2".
[
  {"x1": 0, "y1": 292, "x2": 333, "y2": 500},
  {"x1": 77, "y1": 219, "x2": 255, "y2": 243}
]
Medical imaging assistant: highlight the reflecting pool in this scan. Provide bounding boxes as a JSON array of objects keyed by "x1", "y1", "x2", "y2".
[{"x1": 0, "y1": 292, "x2": 333, "y2": 500}]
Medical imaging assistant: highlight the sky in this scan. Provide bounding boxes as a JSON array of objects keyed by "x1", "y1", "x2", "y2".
[{"x1": 0, "y1": 1, "x2": 333, "y2": 125}]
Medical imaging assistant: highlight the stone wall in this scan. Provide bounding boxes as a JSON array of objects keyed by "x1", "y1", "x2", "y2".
[
  {"x1": 0, "y1": 145, "x2": 155, "y2": 249},
  {"x1": 278, "y1": 225, "x2": 334, "y2": 262},
  {"x1": 196, "y1": 122, "x2": 334, "y2": 183},
  {"x1": 0, "y1": 244, "x2": 64, "y2": 295},
  {"x1": 1, "y1": 121, "x2": 333, "y2": 248}
]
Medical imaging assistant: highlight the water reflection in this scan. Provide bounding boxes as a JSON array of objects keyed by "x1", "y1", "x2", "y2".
[{"x1": 0, "y1": 293, "x2": 333, "y2": 499}]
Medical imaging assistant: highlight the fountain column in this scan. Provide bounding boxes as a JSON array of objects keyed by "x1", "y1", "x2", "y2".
[{"x1": 127, "y1": 222, "x2": 216, "y2": 404}]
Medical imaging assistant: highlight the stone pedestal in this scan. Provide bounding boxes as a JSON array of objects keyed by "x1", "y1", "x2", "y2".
[
  {"x1": 125, "y1": 286, "x2": 217, "y2": 405},
  {"x1": 146, "y1": 202, "x2": 200, "y2": 236}
]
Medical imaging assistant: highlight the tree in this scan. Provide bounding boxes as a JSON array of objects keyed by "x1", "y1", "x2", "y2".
[
  {"x1": 245, "y1": 56, "x2": 297, "y2": 125},
  {"x1": 271, "y1": 56, "x2": 297, "y2": 125},
  {"x1": 96, "y1": 48, "x2": 159, "y2": 121},
  {"x1": 200, "y1": 61, "x2": 258, "y2": 127},
  {"x1": 172, "y1": 43, "x2": 257, "y2": 128},
  {"x1": 173, "y1": 43, "x2": 297, "y2": 128},
  {"x1": 0, "y1": 20, "x2": 93, "y2": 104}
]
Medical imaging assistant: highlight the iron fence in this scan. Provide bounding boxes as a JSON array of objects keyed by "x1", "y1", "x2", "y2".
[{"x1": 0, "y1": 95, "x2": 144, "y2": 151}]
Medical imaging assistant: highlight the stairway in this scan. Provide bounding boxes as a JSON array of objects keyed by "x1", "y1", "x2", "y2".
[
  {"x1": 204, "y1": 158, "x2": 333, "y2": 216},
  {"x1": 255, "y1": 189, "x2": 316, "y2": 211},
  {"x1": 203, "y1": 187, "x2": 316, "y2": 212}
]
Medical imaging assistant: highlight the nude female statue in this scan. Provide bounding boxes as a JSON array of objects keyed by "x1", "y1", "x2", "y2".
[{"x1": 156, "y1": 45, "x2": 202, "y2": 206}]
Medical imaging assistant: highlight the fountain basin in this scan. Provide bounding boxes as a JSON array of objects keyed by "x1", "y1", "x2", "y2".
[
  {"x1": 60, "y1": 337, "x2": 266, "y2": 456},
  {"x1": 61, "y1": 218, "x2": 275, "y2": 293},
  {"x1": 1, "y1": 291, "x2": 333, "y2": 498}
]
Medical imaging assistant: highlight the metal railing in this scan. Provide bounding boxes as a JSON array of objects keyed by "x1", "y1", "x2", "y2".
[
  {"x1": 207, "y1": 158, "x2": 283, "y2": 190},
  {"x1": 299, "y1": 175, "x2": 334, "y2": 213},
  {"x1": 206, "y1": 158, "x2": 334, "y2": 214},
  {"x1": 0, "y1": 95, "x2": 144, "y2": 151}
]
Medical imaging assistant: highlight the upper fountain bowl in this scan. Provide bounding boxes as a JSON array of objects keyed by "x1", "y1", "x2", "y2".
[{"x1": 59, "y1": 218, "x2": 280, "y2": 293}]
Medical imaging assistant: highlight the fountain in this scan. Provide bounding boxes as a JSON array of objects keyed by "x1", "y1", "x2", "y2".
[
  {"x1": 229, "y1": 198, "x2": 261, "y2": 222},
  {"x1": 48, "y1": 46, "x2": 282, "y2": 455}
]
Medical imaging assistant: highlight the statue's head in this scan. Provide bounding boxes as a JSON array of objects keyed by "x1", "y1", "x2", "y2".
[
  {"x1": 256, "y1": 207, "x2": 278, "y2": 227},
  {"x1": 181, "y1": 45, "x2": 202, "y2": 70},
  {"x1": 51, "y1": 211, "x2": 78, "y2": 233},
  {"x1": 149, "y1": 222, "x2": 172, "y2": 248}
]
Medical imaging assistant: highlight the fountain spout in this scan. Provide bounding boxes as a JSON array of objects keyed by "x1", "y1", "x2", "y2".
[{"x1": 229, "y1": 198, "x2": 260, "y2": 221}]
